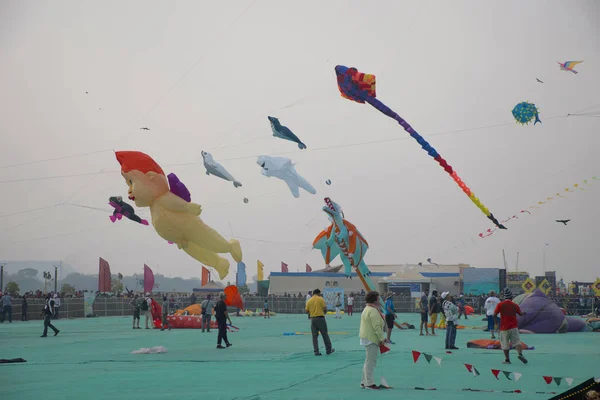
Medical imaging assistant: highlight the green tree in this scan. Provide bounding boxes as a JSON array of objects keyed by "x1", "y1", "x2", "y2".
[
  {"x1": 60, "y1": 283, "x2": 77, "y2": 296},
  {"x1": 17, "y1": 268, "x2": 38, "y2": 278},
  {"x1": 239, "y1": 284, "x2": 250, "y2": 294},
  {"x1": 5, "y1": 281, "x2": 20, "y2": 296},
  {"x1": 111, "y1": 278, "x2": 124, "y2": 295}
]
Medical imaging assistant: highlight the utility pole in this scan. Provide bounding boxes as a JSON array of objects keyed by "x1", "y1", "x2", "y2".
[
  {"x1": 53, "y1": 261, "x2": 62, "y2": 293},
  {"x1": 515, "y1": 252, "x2": 520, "y2": 272},
  {"x1": 0, "y1": 263, "x2": 5, "y2": 292}
]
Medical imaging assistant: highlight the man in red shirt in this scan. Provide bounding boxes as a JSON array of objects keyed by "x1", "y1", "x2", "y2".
[{"x1": 494, "y1": 288, "x2": 528, "y2": 364}]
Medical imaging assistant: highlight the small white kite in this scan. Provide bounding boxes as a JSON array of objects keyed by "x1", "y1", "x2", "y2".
[{"x1": 257, "y1": 155, "x2": 316, "y2": 198}]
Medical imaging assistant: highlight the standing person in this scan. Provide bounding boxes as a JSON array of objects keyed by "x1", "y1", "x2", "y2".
[
  {"x1": 334, "y1": 293, "x2": 342, "y2": 319},
  {"x1": 457, "y1": 295, "x2": 468, "y2": 319},
  {"x1": 0, "y1": 292, "x2": 12, "y2": 323},
  {"x1": 305, "y1": 291, "x2": 312, "y2": 319},
  {"x1": 359, "y1": 291, "x2": 386, "y2": 390},
  {"x1": 305, "y1": 289, "x2": 335, "y2": 356},
  {"x1": 142, "y1": 293, "x2": 153, "y2": 329},
  {"x1": 484, "y1": 290, "x2": 501, "y2": 339},
  {"x1": 419, "y1": 290, "x2": 430, "y2": 336},
  {"x1": 41, "y1": 294, "x2": 59, "y2": 337},
  {"x1": 384, "y1": 293, "x2": 397, "y2": 344},
  {"x1": 21, "y1": 295, "x2": 28, "y2": 321},
  {"x1": 263, "y1": 299, "x2": 270, "y2": 319},
  {"x1": 200, "y1": 295, "x2": 214, "y2": 332},
  {"x1": 53, "y1": 293, "x2": 61, "y2": 319},
  {"x1": 214, "y1": 293, "x2": 232, "y2": 349},
  {"x1": 190, "y1": 293, "x2": 197, "y2": 306},
  {"x1": 160, "y1": 296, "x2": 172, "y2": 331},
  {"x1": 429, "y1": 290, "x2": 441, "y2": 336},
  {"x1": 442, "y1": 292, "x2": 459, "y2": 349},
  {"x1": 130, "y1": 294, "x2": 141, "y2": 329},
  {"x1": 494, "y1": 288, "x2": 528, "y2": 365},
  {"x1": 347, "y1": 293, "x2": 354, "y2": 316}
]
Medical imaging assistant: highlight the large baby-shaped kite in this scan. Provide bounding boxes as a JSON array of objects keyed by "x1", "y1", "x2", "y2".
[
  {"x1": 257, "y1": 155, "x2": 316, "y2": 198},
  {"x1": 334, "y1": 65, "x2": 506, "y2": 230},
  {"x1": 115, "y1": 151, "x2": 242, "y2": 279}
]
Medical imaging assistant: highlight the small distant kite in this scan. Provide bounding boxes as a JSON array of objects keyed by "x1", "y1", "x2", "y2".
[
  {"x1": 108, "y1": 196, "x2": 149, "y2": 225},
  {"x1": 536, "y1": 78, "x2": 544, "y2": 83},
  {"x1": 557, "y1": 61, "x2": 583, "y2": 74},
  {"x1": 140, "y1": 127, "x2": 150, "y2": 131},
  {"x1": 556, "y1": 219, "x2": 570, "y2": 225},
  {"x1": 201, "y1": 151, "x2": 242, "y2": 188},
  {"x1": 512, "y1": 102, "x2": 541, "y2": 125},
  {"x1": 325, "y1": 179, "x2": 332, "y2": 185},
  {"x1": 243, "y1": 197, "x2": 249, "y2": 204},
  {"x1": 257, "y1": 155, "x2": 316, "y2": 198},
  {"x1": 268, "y1": 116, "x2": 306, "y2": 149}
]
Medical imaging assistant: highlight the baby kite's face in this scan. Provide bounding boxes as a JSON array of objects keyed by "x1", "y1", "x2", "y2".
[{"x1": 121, "y1": 170, "x2": 169, "y2": 207}]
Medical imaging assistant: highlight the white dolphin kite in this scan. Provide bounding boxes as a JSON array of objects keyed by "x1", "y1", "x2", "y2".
[
  {"x1": 202, "y1": 151, "x2": 242, "y2": 188},
  {"x1": 257, "y1": 155, "x2": 316, "y2": 198}
]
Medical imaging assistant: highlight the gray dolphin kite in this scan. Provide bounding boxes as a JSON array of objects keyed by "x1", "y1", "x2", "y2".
[
  {"x1": 201, "y1": 151, "x2": 242, "y2": 188},
  {"x1": 268, "y1": 116, "x2": 306, "y2": 149}
]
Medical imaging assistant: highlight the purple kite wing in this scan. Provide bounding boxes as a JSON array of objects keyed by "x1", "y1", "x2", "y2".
[{"x1": 167, "y1": 173, "x2": 191, "y2": 203}]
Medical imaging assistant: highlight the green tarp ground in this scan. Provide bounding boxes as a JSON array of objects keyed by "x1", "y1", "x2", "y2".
[{"x1": 1, "y1": 313, "x2": 598, "y2": 400}]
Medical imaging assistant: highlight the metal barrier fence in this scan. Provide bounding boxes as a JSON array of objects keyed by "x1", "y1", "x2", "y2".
[{"x1": 1, "y1": 296, "x2": 596, "y2": 322}]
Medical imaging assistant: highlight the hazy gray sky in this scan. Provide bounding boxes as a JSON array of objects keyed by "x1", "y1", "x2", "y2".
[{"x1": 1, "y1": 0, "x2": 598, "y2": 283}]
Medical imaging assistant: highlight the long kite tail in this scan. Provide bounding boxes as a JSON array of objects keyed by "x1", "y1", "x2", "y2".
[{"x1": 364, "y1": 96, "x2": 506, "y2": 230}]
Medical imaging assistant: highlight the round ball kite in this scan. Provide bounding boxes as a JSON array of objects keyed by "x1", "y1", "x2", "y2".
[
  {"x1": 512, "y1": 102, "x2": 541, "y2": 125},
  {"x1": 243, "y1": 197, "x2": 249, "y2": 203},
  {"x1": 325, "y1": 179, "x2": 331, "y2": 186}
]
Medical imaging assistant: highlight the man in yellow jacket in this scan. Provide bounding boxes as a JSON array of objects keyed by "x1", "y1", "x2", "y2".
[
  {"x1": 305, "y1": 289, "x2": 335, "y2": 356},
  {"x1": 359, "y1": 291, "x2": 386, "y2": 390}
]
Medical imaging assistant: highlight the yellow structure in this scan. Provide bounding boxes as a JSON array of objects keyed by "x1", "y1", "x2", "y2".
[{"x1": 521, "y1": 278, "x2": 536, "y2": 293}]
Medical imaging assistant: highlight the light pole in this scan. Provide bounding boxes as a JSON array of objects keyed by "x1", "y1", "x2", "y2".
[
  {"x1": 53, "y1": 261, "x2": 62, "y2": 293},
  {"x1": 542, "y1": 243, "x2": 549, "y2": 274},
  {"x1": 0, "y1": 263, "x2": 5, "y2": 292}
]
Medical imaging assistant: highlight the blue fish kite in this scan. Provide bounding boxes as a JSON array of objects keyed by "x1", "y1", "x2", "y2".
[{"x1": 268, "y1": 116, "x2": 306, "y2": 149}]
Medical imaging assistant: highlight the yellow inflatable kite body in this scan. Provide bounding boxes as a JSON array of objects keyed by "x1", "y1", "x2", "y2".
[{"x1": 115, "y1": 151, "x2": 242, "y2": 279}]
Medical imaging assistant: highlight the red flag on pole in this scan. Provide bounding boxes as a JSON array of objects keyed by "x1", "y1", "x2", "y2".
[
  {"x1": 143, "y1": 264, "x2": 154, "y2": 293},
  {"x1": 201, "y1": 266, "x2": 209, "y2": 286},
  {"x1": 98, "y1": 257, "x2": 111, "y2": 292},
  {"x1": 306, "y1": 264, "x2": 312, "y2": 273},
  {"x1": 281, "y1": 262, "x2": 289, "y2": 273}
]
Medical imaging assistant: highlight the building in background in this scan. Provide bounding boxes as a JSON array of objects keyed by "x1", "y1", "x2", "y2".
[
  {"x1": 462, "y1": 267, "x2": 500, "y2": 295},
  {"x1": 507, "y1": 271, "x2": 530, "y2": 295}
]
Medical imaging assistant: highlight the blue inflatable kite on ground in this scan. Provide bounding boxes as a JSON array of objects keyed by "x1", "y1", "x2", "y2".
[{"x1": 512, "y1": 102, "x2": 541, "y2": 125}]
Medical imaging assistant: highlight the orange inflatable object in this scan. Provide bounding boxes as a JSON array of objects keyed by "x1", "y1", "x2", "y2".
[
  {"x1": 465, "y1": 305, "x2": 474, "y2": 315},
  {"x1": 467, "y1": 339, "x2": 532, "y2": 350},
  {"x1": 224, "y1": 285, "x2": 244, "y2": 310},
  {"x1": 164, "y1": 315, "x2": 239, "y2": 331},
  {"x1": 174, "y1": 304, "x2": 206, "y2": 316}
]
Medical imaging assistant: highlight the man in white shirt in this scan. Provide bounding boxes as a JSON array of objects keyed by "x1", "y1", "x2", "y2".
[
  {"x1": 484, "y1": 290, "x2": 501, "y2": 339},
  {"x1": 347, "y1": 294, "x2": 354, "y2": 316},
  {"x1": 305, "y1": 291, "x2": 312, "y2": 319}
]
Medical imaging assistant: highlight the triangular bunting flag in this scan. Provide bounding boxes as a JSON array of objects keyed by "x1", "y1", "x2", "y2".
[
  {"x1": 565, "y1": 378, "x2": 573, "y2": 387},
  {"x1": 492, "y1": 369, "x2": 501, "y2": 380},
  {"x1": 513, "y1": 372, "x2": 522, "y2": 382},
  {"x1": 473, "y1": 367, "x2": 480, "y2": 377},
  {"x1": 465, "y1": 364, "x2": 473, "y2": 373},
  {"x1": 554, "y1": 377, "x2": 563, "y2": 386},
  {"x1": 544, "y1": 376, "x2": 553, "y2": 384},
  {"x1": 503, "y1": 371, "x2": 512, "y2": 380},
  {"x1": 412, "y1": 350, "x2": 421, "y2": 363},
  {"x1": 423, "y1": 353, "x2": 433, "y2": 364},
  {"x1": 433, "y1": 357, "x2": 442, "y2": 366}
]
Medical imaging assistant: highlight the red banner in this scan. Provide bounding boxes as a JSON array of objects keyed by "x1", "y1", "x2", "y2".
[
  {"x1": 98, "y1": 257, "x2": 111, "y2": 292},
  {"x1": 281, "y1": 262, "x2": 289, "y2": 273},
  {"x1": 201, "y1": 266, "x2": 209, "y2": 286},
  {"x1": 143, "y1": 264, "x2": 154, "y2": 293},
  {"x1": 306, "y1": 263, "x2": 312, "y2": 273}
]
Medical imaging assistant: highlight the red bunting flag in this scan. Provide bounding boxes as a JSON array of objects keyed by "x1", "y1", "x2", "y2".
[
  {"x1": 412, "y1": 350, "x2": 421, "y2": 363},
  {"x1": 379, "y1": 344, "x2": 390, "y2": 354},
  {"x1": 491, "y1": 369, "x2": 501, "y2": 380},
  {"x1": 543, "y1": 376, "x2": 553, "y2": 384},
  {"x1": 281, "y1": 262, "x2": 289, "y2": 273},
  {"x1": 465, "y1": 364, "x2": 473, "y2": 373}
]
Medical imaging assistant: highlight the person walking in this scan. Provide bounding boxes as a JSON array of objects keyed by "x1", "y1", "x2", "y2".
[
  {"x1": 0, "y1": 292, "x2": 12, "y2": 323},
  {"x1": 41, "y1": 293, "x2": 59, "y2": 337},
  {"x1": 429, "y1": 290, "x2": 441, "y2": 336},
  {"x1": 214, "y1": 293, "x2": 232, "y2": 349},
  {"x1": 383, "y1": 293, "x2": 397, "y2": 344},
  {"x1": 21, "y1": 295, "x2": 28, "y2": 321},
  {"x1": 160, "y1": 296, "x2": 172, "y2": 331},
  {"x1": 494, "y1": 288, "x2": 528, "y2": 365},
  {"x1": 201, "y1": 295, "x2": 214, "y2": 332},
  {"x1": 130, "y1": 294, "x2": 141, "y2": 329},
  {"x1": 142, "y1": 293, "x2": 153, "y2": 329},
  {"x1": 305, "y1": 289, "x2": 335, "y2": 356},
  {"x1": 419, "y1": 290, "x2": 430, "y2": 336},
  {"x1": 442, "y1": 292, "x2": 459, "y2": 349},
  {"x1": 263, "y1": 299, "x2": 270, "y2": 319},
  {"x1": 484, "y1": 290, "x2": 501, "y2": 339},
  {"x1": 359, "y1": 291, "x2": 386, "y2": 390},
  {"x1": 347, "y1": 293, "x2": 354, "y2": 316},
  {"x1": 457, "y1": 295, "x2": 468, "y2": 319},
  {"x1": 334, "y1": 293, "x2": 342, "y2": 319}
]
